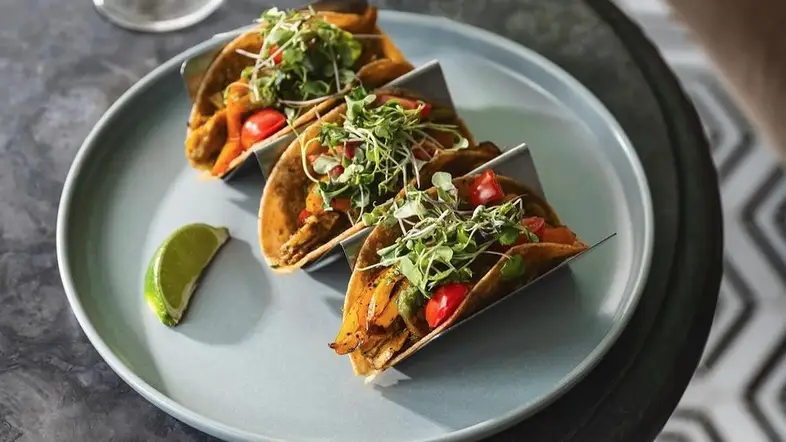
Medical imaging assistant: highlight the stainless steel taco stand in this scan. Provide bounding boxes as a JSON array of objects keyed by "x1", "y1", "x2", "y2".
[
  {"x1": 332, "y1": 137, "x2": 617, "y2": 350},
  {"x1": 296, "y1": 60, "x2": 542, "y2": 272},
  {"x1": 54, "y1": 1, "x2": 722, "y2": 442},
  {"x1": 337, "y1": 142, "x2": 579, "y2": 270},
  {"x1": 297, "y1": 64, "x2": 617, "y2": 272}
]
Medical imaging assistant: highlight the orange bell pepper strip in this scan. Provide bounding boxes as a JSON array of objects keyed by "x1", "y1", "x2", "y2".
[{"x1": 211, "y1": 81, "x2": 251, "y2": 176}]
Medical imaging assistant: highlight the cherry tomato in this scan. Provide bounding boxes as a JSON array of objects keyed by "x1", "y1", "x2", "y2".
[
  {"x1": 377, "y1": 94, "x2": 414, "y2": 108},
  {"x1": 412, "y1": 143, "x2": 436, "y2": 161},
  {"x1": 425, "y1": 283, "x2": 472, "y2": 328},
  {"x1": 298, "y1": 209, "x2": 312, "y2": 225},
  {"x1": 329, "y1": 165, "x2": 345, "y2": 179},
  {"x1": 540, "y1": 226, "x2": 576, "y2": 245},
  {"x1": 330, "y1": 198, "x2": 351, "y2": 212},
  {"x1": 334, "y1": 142, "x2": 356, "y2": 159},
  {"x1": 240, "y1": 108, "x2": 286, "y2": 150},
  {"x1": 268, "y1": 44, "x2": 284, "y2": 65},
  {"x1": 419, "y1": 102, "x2": 432, "y2": 118},
  {"x1": 429, "y1": 130, "x2": 455, "y2": 149},
  {"x1": 469, "y1": 170, "x2": 504, "y2": 207},
  {"x1": 377, "y1": 95, "x2": 431, "y2": 118},
  {"x1": 338, "y1": 140, "x2": 359, "y2": 159},
  {"x1": 307, "y1": 145, "x2": 329, "y2": 164},
  {"x1": 413, "y1": 148, "x2": 430, "y2": 161},
  {"x1": 517, "y1": 217, "x2": 546, "y2": 244}
]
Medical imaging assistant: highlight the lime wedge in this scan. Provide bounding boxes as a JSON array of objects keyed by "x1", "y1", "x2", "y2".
[{"x1": 144, "y1": 223, "x2": 230, "y2": 326}]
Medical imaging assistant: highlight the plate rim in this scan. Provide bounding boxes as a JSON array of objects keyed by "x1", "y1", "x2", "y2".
[{"x1": 56, "y1": 9, "x2": 654, "y2": 442}]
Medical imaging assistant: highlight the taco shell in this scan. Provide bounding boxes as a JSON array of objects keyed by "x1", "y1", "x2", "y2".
[
  {"x1": 184, "y1": 6, "x2": 414, "y2": 178},
  {"x1": 259, "y1": 89, "x2": 492, "y2": 273},
  {"x1": 336, "y1": 174, "x2": 588, "y2": 378}
]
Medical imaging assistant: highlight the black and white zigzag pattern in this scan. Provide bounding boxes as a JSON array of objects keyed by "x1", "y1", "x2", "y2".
[{"x1": 617, "y1": 3, "x2": 786, "y2": 441}]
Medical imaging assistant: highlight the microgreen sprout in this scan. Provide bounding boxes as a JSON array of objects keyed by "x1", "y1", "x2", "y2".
[
  {"x1": 360, "y1": 172, "x2": 537, "y2": 297},
  {"x1": 233, "y1": 7, "x2": 363, "y2": 123},
  {"x1": 300, "y1": 88, "x2": 469, "y2": 224}
]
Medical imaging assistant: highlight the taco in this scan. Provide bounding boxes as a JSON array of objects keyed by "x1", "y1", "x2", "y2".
[
  {"x1": 259, "y1": 86, "x2": 500, "y2": 272},
  {"x1": 329, "y1": 170, "x2": 588, "y2": 378},
  {"x1": 185, "y1": 6, "x2": 413, "y2": 178}
]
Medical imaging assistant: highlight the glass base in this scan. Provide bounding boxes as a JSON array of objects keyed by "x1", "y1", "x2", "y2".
[{"x1": 93, "y1": 0, "x2": 224, "y2": 33}]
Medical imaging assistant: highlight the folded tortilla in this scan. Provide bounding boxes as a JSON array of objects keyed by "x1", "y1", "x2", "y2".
[
  {"x1": 185, "y1": 6, "x2": 413, "y2": 178},
  {"x1": 331, "y1": 174, "x2": 588, "y2": 378},
  {"x1": 259, "y1": 88, "x2": 497, "y2": 273}
]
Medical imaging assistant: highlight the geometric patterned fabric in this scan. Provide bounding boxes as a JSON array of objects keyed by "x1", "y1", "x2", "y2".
[{"x1": 616, "y1": 2, "x2": 786, "y2": 441}]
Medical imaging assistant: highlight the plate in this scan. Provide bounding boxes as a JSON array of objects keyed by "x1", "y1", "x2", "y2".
[{"x1": 56, "y1": 10, "x2": 653, "y2": 442}]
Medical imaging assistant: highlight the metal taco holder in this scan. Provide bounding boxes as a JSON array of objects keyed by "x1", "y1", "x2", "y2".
[
  {"x1": 422, "y1": 232, "x2": 616, "y2": 347},
  {"x1": 358, "y1": 234, "x2": 615, "y2": 384},
  {"x1": 299, "y1": 57, "x2": 619, "y2": 272},
  {"x1": 335, "y1": 139, "x2": 616, "y2": 260},
  {"x1": 335, "y1": 143, "x2": 542, "y2": 271},
  {"x1": 340, "y1": 142, "x2": 617, "y2": 350},
  {"x1": 334, "y1": 140, "x2": 617, "y2": 352},
  {"x1": 276, "y1": 59, "x2": 458, "y2": 271}
]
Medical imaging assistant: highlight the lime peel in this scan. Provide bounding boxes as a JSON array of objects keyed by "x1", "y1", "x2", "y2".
[{"x1": 144, "y1": 223, "x2": 230, "y2": 326}]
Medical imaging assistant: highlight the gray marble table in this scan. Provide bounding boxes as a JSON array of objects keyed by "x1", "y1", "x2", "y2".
[{"x1": 0, "y1": 0, "x2": 721, "y2": 441}]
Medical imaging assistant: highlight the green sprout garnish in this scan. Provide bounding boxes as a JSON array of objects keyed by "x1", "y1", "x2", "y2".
[
  {"x1": 301, "y1": 88, "x2": 469, "y2": 224},
  {"x1": 359, "y1": 172, "x2": 537, "y2": 298},
  {"x1": 233, "y1": 7, "x2": 363, "y2": 122},
  {"x1": 500, "y1": 255, "x2": 525, "y2": 280}
]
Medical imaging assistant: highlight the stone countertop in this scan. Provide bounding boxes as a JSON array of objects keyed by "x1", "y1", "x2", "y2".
[
  {"x1": 0, "y1": 1, "x2": 272, "y2": 440},
  {"x1": 0, "y1": 1, "x2": 720, "y2": 441}
]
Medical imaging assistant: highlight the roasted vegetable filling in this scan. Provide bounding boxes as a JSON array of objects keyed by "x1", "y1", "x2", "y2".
[
  {"x1": 277, "y1": 87, "x2": 468, "y2": 264},
  {"x1": 330, "y1": 170, "x2": 580, "y2": 368}
]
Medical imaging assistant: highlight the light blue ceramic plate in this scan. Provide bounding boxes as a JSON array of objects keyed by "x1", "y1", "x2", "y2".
[{"x1": 57, "y1": 11, "x2": 653, "y2": 442}]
